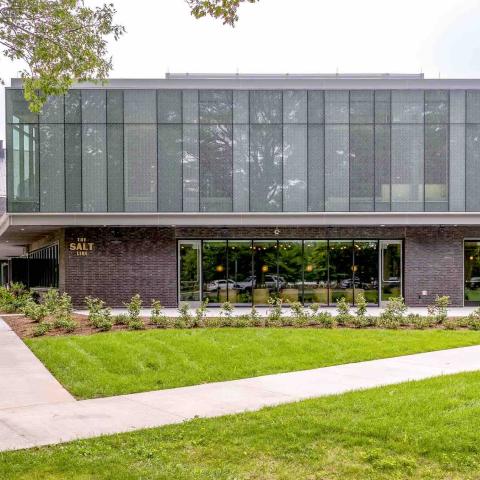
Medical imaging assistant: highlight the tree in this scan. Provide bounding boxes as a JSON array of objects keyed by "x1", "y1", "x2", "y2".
[
  {"x1": 186, "y1": 0, "x2": 259, "y2": 26},
  {"x1": 0, "y1": 0, "x2": 258, "y2": 113}
]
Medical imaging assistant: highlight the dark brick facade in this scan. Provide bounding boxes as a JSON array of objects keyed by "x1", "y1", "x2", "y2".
[{"x1": 59, "y1": 224, "x2": 477, "y2": 307}]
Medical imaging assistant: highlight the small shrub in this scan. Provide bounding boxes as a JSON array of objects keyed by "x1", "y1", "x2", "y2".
[
  {"x1": 289, "y1": 301, "x2": 308, "y2": 326},
  {"x1": 150, "y1": 300, "x2": 168, "y2": 328},
  {"x1": 250, "y1": 306, "x2": 264, "y2": 327},
  {"x1": 378, "y1": 297, "x2": 407, "y2": 329},
  {"x1": 85, "y1": 296, "x2": 106, "y2": 321},
  {"x1": 128, "y1": 318, "x2": 145, "y2": 330},
  {"x1": 114, "y1": 313, "x2": 129, "y2": 326},
  {"x1": 336, "y1": 297, "x2": 353, "y2": 326},
  {"x1": 125, "y1": 294, "x2": 142, "y2": 321},
  {"x1": 0, "y1": 283, "x2": 32, "y2": 313},
  {"x1": 407, "y1": 313, "x2": 432, "y2": 330},
  {"x1": 443, "y1": 318, "x2": 459, "y2": 330},
  {"x1": 194, "y1": 299, "x2": 209, "y2": 328},
  {"x1": 22, "y1": 301, "x2": 48, "y2": 323},
  {"x1": 355, "y1": 293, "x2": 368, "y2": 317},
  {"x1": 313, "y1": 311, "x2": 336, "y2": 328},
  {"x1": 350, "y1": 315, "x2": 373, "y2": 329},
  {"x1": 53, "y1": 317, "x2": 77, "y2": 333},
  {"x1": 427, "y1": 295, "x2": 450, "y2": 324},
  {"x1": 266, "y1": 296, "x2": 283, "y2": 326},
  {"x1": 95, "y1": 317, "x2": 113, "y2": 331},
  {"x1": 177, "y1": 303, "x2": 193, "y2": 328},
  {"x1": 220, "y1": 301, "x2": 234, "y2": 318},
  {"x1": 33, "y1": 322, "x2": 52, "y2": 337},
  {"x1": 232, "y1": 314, "x2": 251, "y2": 328},
  {"x1": 309, "y1": 303, "x2": 320, "y2": 314}
]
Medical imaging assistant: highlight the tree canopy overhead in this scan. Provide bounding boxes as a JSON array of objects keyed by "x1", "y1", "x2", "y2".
[
  {"x1": 186, "y1": 0, "x2": 259, "y2": 26},
  {"x1": 0, "y1": 0, "x2": 258, "y2": 112}
]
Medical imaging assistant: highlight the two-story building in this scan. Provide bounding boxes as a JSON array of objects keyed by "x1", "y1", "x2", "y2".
[{"x1": 2, "y1": 73, "x2": 480, "y2": 307}]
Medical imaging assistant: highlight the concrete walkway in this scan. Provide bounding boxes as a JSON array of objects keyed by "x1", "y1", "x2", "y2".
[
  {"x1": 1, "y1": 333, "x2": 480, "y2": 452},
  {"x1": 0, "y1": 320, "x2": 73, "y2": 410}
]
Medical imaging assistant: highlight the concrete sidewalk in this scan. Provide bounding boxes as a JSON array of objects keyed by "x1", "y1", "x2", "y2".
[
  {"x1": 0, "y1": 320, "x2": 73, "y2": 410},
  {"x1": 1, "y1": 339, "x2": 480, "y2": 452}
]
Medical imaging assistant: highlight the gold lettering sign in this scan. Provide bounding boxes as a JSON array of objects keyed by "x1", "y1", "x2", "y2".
[{"x1": 69, "y1": 237, "x2": 95, "y2": 256}]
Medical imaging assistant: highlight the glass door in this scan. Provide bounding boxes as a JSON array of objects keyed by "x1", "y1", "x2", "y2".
[
  {"x1": 178, "y1": 241, "x2": 201, "y2": 304},
  {"x1": 380, "y1": 241, "x2": 402, "y2": 304}
]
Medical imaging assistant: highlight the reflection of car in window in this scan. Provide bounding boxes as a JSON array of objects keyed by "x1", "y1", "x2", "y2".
[
  {"x1": 206, "y1": 279, "x2": 238, "y2": 291},
  {"x1": 467, "y1": 277, "x2": 480, "y2": 289}
]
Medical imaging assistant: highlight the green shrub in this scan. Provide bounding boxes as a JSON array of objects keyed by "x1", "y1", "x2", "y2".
[
  {"x1": 336, "y1": 297, "x2": 353, "y2": 326},
  {"x1": 220, "y1": 301, "x2": 234, "y2": 318},
  {"x1": 177, "y1": 303, "x2": 193, "y2": 328},
  {"x1": 0, "y1": 283, "x2": 32, "y2": 313},
  {"x1": 289, "y1": 301, "x2": 308, "y2": 326},
  {"x1": 355, "y1": 293, "x2": 368, "y2": 317},
  {"x1": 378, "y1": 297, "x2": 407, "y2": 329},
  {"x1": 53, "y1": 317, "x2": 77, "y2": 333},
  {"x1": 194, "y1": 299, "x2": 209, "y2": 328},
  {"x1": 266, "y1": 296, "x2": 283, "y2": 326},
  {"x1": 85, "y1": 296, "x2": 106, "y2": 320},
  {"x1": 250, "y1": 306, "x2": 264, "y2": 327},
  {"x1": 309, "y1": 303, "x2": 320, "y2": 314},
  {"x1": 150, "y1": 300, "x2": 168, "y2": 328},
  {"x1": 125, "y1": 294, "x2": 142, "y2": 321},
  {"x1": 22, "y1": 301, "x2": 48, "y2": 323},
  {"x1": 231, "y1": 314, "x2": 251, "y2": 328},
  {"x1": 33, "y1": 321, "x2": 52, "y2": 337},
  {"x1": 114, "y1": 313, "x2": 129, "y2": 326},
  {"x1": 427, "y1": 295, "x2": 450, "y2": 324},
  {"x1": 95, "y1": 317, "x2": 113, "y2": 331},
  {"x1": 443, "y1": 318, "x2": 459, "y2": 330},
  {"x1": 407, "y1": 313, "x2": 432, "y2": 330},
  {"x1": 128, "y1": 318, "x2": 145, "y2": 330},
  {"x1": 313, "y1": 311, "x2": 336, "y2": 328},
  {"x1": 350, "y1": 315, "x2": 373, "y2": 329}
]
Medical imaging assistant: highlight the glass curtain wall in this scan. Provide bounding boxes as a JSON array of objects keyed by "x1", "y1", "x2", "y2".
[
  {"x1": 465, "y1": 241, "x2": 480, "y2": 305},
  {"x1": 188, "y1": 239, "x2": 390, "y2": 306}
]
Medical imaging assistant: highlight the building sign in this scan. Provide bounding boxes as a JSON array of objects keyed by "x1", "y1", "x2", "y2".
[{"x1": 69, "y1": 237, "x2": 95, "y2": 256}]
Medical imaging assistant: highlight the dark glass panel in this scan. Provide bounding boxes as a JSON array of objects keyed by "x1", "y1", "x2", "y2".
[
  {"x1": 252, "y1": 240, "x2": 278, "y2": 304},
  {"x1": 354, "y1": 241, "x2": 379, "y2": 305},
  {"x1": 350, "y1": 124, "x2": 374, "y2": 211},
  {"x1": 329, "y1": 240, "x2": 354, "y2": 304},
  {"x1": 157, "y1": 90, "x2": 182, "y2": 123},
  {"x1": 283, "y1": 125, "x2": 307, "y2": 212},
  {"x1": 250, "y1": 91, "x2": 282, "y2": 124},
  {"x1": 227, "y1": 240, "x2": 253, "y2": 305},
  {"x1": 325, "y1": 124, "x2": 349, "y2": 211},
  {"x1": 325, "y1": 91, "x2": 348, "y2": 124},
  {"x1": 233, "y1": 124, "x2": 249, "y2": 211},
  {"x1": 303, "y1": 240, "x2": 329, "y2": 305},
  {"x1": 381, "y1": 242, "x2": 401, "y2": 301},
  {"x1": 466, "y1": 91, "x2": 480, "y2": 123},
  {"x1": 65, "y1": 124, "x2": 82, "y2": 212},
  {"x1": 278, "y1": 240, "x2": 303, "y2": 303},
  {"x1": 6, "y1": 89, "x2": 38, "y2": 124},
  {"x1": 123, "y1": 90, "x2": 156, "y2": 123},
  {"x1": 107, "y1": 124, "x2": 124, "y2": 212},
  {"x1": 158, "y1": 125, "x2": 182, "y2": 212},
  {"x1": 107, "y1": 90, "x2": 124, "y2": 123},
  {"x1": 250, "y1": 125, "x2": 282, "y2": 212},
  {"x1": 392, "y1": 90, "x2": 424, "y2": 123},
  {"x1": 7, "y1": 124, "x2": 39, "y2": 212},
  {"x1": 307, "y1": 125, "x2": 325, "y2": 212},
  {"x1": 179, "y1": 242, "x2": 201, "y2": 302},
  {"x1": 283, "y1": 90, "x2": 307, "y2": 123},
  {"x1": 233, "y1": 91, "x2": 249, "y2": 124},
  {"x1": 199, "y1": 124, "x2": 233, "y2": 212},
  {"x1": 425, "y1": 90, "x2": 448, "y2": 124},
  {"x1": 350, "y1": 90, "x2": 373, "y2": 124},
  {"x1": 65, "y1": 91, "x2": 81, "y2": 123},
  {"x1": 202, "y1": 241, "x2": 228, "y2": 304},
  {"x1": 466, "y1": 124, "x2": 480, "y2": 211},
  {"x1": 307, "y1": 91, "x2": 324, "y2": 124},
  {"x1": 183, "y1": 124, "x2": 199, "y2": 212},
  {"x1": 40, "y1": 96, "x2": 64, "y2": 123},
  {"x1": 425, "y1": 124, "x2": 448, "y2": 211},
  {"x1": 465, "y1": 241, "x2": 480, "y2": 305},
  {"x1": 374, "y1": 125, "x2": 391, "y2": 211},
  {"x1": 199, "y1": 90, "x2": 233, "y2": 124},
  {"x1": 374, "y1": 90, "x2": 390, "y2": 124},
  {"x1": 81, "y1": 90, "x2": 106, "y2": 123},
  {"x1": 39, "y1": 124, "x2": 65, "y2": 212}
]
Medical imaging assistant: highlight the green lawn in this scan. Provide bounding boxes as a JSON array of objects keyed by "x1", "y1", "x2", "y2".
[
  {"x1": 25, "y1": 328, "x2": 480, "y2": 399},
  {"x1": 3, "y1": 371, "x2": 480, "y2": 479}
]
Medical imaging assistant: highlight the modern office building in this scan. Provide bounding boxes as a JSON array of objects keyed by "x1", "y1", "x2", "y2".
[{"x1": 2, "y1": 73, "x2": 480, "y2": 307}]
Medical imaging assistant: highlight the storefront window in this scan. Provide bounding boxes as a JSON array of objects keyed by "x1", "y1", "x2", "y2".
[
  {"x1": 253, "y1": 240, "x2": 278, "y2": 304},
  {"x1": 329, "y1": 240, "x2": 354, "y2": 304},
  {"x1": 303, "y1": 240, "x2": 329, "y2": 304},
  {"x1": 278, "y1": 240, "x2": 303, "y2": 303},
  {"x1": 227, "y1": 240, "x2": 253, "y2": 305},
  {"x1": 202, "y1": 241, "x2": 228, "y2": 303},
  {"x1": 354, "y1": 241, "x2": 379, "y2": 304},
  {"x1": 465, "y1": 241, "x2": 480, "y2": 305},
  {"x1": 179, "y1": 241, "x2": 200, "y2": 302}
]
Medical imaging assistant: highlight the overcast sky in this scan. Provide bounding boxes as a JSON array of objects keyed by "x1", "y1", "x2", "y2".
[{"x1": 2, "y1": 0, "x2": 480, "y2": 140}]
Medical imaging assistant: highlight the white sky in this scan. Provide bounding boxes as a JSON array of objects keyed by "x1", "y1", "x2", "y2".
[{"x1": 2, "y1": 0, "x2": 480, "y2": 139}]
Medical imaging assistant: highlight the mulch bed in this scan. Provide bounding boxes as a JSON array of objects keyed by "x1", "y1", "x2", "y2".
[{"x1": 2, "y1": 314, "x2": 153, "y2": 339}]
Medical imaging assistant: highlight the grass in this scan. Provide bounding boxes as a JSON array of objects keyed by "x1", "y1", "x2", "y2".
[
  {"x1": 3, "y1": 371, "x2": 480, "y2": 479},
  {"x1": 25, "y1": 328, "x2": 480, "y2": 399}
]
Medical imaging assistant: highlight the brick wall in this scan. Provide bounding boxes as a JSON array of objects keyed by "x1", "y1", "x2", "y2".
[{"x1": 61, "y1": 225, "x2": 476, "y2": 307}]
